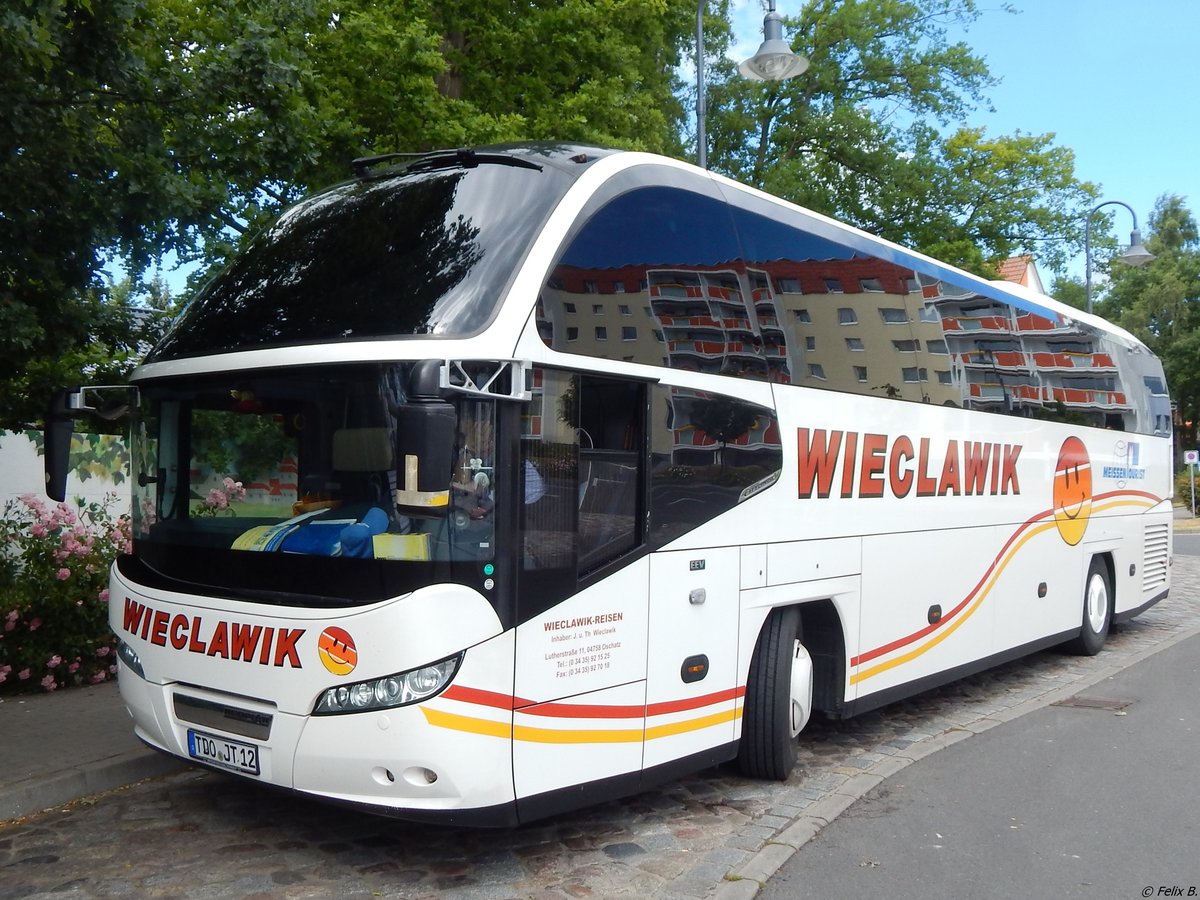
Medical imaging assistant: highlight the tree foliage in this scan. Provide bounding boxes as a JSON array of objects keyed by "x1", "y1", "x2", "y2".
[
  {"x1": 703, "y1": 0, "x2": 1096, "y2": 275},
  {"x1": 2, "y1": 0, "x2": 328, "y2": 427},
  {"x1": 1098, "y1": 195, "x2": 1200, "y2": 451},
  {"x1": 297, "y1": 0, "x2": 696, "y2": 188},
  {"x1": 2, "y1": 0, "x2": 696, "y2": 429}
]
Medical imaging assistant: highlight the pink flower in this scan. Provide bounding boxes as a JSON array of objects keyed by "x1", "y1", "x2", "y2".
[
  {"x1": 223, "y1": 478, "x2": 247, "y2": 502},
  {"x1": 88, "y1": 670, "x2": 107, "y2": 684},
  {"x1": 18, "y1": 668, "x2": 31, "y2": 680},
  {"x1": 98, "y1": 589, "x2": 110, "y2": 603},
  {"x1": 68, "y1": 661, "x2": 80, "y2": 674},
  {"x1": 47, "y1": 655, "x2": 62, "y2": 669},
  {"x1": 28, "y1": 617, "x2": 42, "y2": 631},
  {"x1": 95, "y1": 645, "x2": 112, "y2": 658},
  {"x1": 56, "y1": 567, "x2": 71, "y2": 581},
  {"x1": 20, "y1": 494, "x2": 48, "y2": 518},
  {"x1": 30, "y1": 523, "x2": 47, "y2": 538},
  {"x1": 41, "y1": 675, "x2": 58, "y2": 691}
]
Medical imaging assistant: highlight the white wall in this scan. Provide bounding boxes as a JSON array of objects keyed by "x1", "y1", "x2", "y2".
[{"x1": 0, "y1": 430, "x2": 130, "y2": 517}]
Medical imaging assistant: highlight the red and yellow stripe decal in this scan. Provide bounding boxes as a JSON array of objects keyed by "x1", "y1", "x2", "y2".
[
  {"x1": 422, "y1": 684, "x2": 745, "y2": 743},
  {"x1": 424, "y1": 491, "x2": 1163, "y2": 734},
  {"x1": 849, "y1": 490, "x2": 1162, "y2": 686}
]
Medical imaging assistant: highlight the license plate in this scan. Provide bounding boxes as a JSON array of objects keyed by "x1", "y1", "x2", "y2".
[{"x1": 187, "y1": 729, "x2": 261, "y2": 776}]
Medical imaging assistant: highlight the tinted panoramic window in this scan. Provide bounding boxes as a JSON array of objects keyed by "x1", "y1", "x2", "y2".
[
  {"x1": 723, "y1": 190, "x2": 1169, "y2": 434},
  {"x1": 151, "y1": 163, "x2": 571, "y2": 360},
  {"x1": 538, "y1": 182, "x2": 785, "y2": 378},
  {"x1": 538, "y1": 164, "x2": 1168, "y2": 436}
]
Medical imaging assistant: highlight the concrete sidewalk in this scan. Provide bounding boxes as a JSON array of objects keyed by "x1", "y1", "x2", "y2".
[
  {"x1": 0, "y1": 679, "x2": 184, "y2": 821},
  {"x1": 758, "y1": 628, "x2": 1200, "y2": 899}
]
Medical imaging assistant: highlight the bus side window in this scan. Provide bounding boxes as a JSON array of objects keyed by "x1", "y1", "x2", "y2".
[
  {"x1": 519, "y1": 371, "x2": 646, "y2": 580},
  {"x1": 648, "y1": 384, "x2": 783, "y2": 549},
  {"x1": 576, "y1": 377, "x2": 644, "y2": 576},
  {"x1": 521, "y1": 370, "x2": 578, "y2": 574}
]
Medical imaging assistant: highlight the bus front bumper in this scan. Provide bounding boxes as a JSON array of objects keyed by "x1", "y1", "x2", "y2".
[{"x1": 117, "y1": 659, "x2": 517, "y2": 823}]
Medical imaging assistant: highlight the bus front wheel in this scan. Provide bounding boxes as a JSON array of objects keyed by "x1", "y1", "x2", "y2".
[
  {"x1": 1066, "y1": 557, "x2": 1112, "y2": 656},
  {"x1": 737, "y1": 606, "x2": 812, "y2": 780}
]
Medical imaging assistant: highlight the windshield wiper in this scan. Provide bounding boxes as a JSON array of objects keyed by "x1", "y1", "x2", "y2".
[{"x1": 352, "y1": 148, "x2": 543, "y2": 180}]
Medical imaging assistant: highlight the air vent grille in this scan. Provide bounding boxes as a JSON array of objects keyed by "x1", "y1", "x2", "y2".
[{"x1": 1142, "y1": 523, "x2": 1169, "y2": 593}]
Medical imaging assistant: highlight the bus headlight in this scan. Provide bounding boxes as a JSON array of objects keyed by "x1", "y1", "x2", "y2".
[
  {"x1": 116, "y1": 639, "x2": 145, "y2": 679},
  {"x1": 313, "y1": 653, "x2": 463, "y2": 715}
]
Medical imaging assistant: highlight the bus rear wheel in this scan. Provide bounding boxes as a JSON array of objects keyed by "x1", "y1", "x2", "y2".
[
  {"x1": 1065, "y1": 557, "x2": 1112, "y2": 656},
  {"x1": 737, "y1": 606, "x2": 812, "y2": 780}
]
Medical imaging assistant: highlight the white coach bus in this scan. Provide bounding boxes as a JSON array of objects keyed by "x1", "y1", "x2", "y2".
[{"x1": 47, "y1": 145, "x2": 1173, "y2": 825}]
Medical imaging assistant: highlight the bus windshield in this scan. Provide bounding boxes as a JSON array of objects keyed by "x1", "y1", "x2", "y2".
[
  {"x1": 147, "y1": 161, "x2": 570, "y2": 361},
  {"x1": 129, "y1": 364, "x2": 499, "y2": 606}
]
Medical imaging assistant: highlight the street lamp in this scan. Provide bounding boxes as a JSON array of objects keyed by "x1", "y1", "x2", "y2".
[
  {"x1": 696, "y1": 0, "x2": 809, "y2": 170},
  {"x1": 1084, "y1": 200, "x2": 1155, "y2": 314}
]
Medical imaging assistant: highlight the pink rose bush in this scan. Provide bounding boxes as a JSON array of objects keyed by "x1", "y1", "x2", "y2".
[
  {"x1": 194, "y1": 477, "x2": 246, "y2": 517},
  {"x1": 0, "y1": 493, "x2": 129, "y2": 694}
]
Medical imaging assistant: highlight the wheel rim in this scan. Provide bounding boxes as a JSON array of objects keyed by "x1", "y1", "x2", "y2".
[{"x1": 1085, "y1": 572, "x2": 1109, "y2": 634}]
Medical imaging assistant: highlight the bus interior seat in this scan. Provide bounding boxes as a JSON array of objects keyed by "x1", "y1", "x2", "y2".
[{"x1": 332, "y1": 427, "x2": 393, "y2": 504}]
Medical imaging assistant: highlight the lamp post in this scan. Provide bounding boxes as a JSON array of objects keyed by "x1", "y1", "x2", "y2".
[
  {"x1": 696, "y1": 0, "x2": 809, "y2": 170},
  {"x1": 1084, "y1": 200, "x2": 1155, "y2": 314}
]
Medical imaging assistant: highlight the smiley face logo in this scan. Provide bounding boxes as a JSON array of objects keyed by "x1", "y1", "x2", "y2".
[
  {"x1": 1052, "y1": 437, "x2": 1092, "y2": 546},
  {"x1": 317, "y1": 626, "x2": 357, "y2": 676}
]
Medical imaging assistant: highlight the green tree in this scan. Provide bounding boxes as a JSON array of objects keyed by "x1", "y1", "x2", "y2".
[
  {"x1": 1048, "y1": 275, "x2": 1087, "y2": 313},
  {"x1": 703, "y1": 0, "x2": 1096, "y2": 276},
  {"x1": 302, "y1": 0, "x2": 694, "y2": 187},
  {"x1": 13, "y1": 277, "x2": 175, "y2": 436},
  {"x1": 2, "y1": 0, "x2": 698, "y2": 429},
  {"x1": 1, "y1": 0, "x2": 151, "y2": 422},
  {"x1": 1, "y1": 0, "x2": 328, "y2": 428},
  {"x1": 900, "y1": 128, "x2": 1097, "y2": 274},
  {"x1": 1098, "y1": 195, "x2": 1200, "y2": 451}
]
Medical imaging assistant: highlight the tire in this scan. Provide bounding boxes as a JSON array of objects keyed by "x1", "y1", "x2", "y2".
[
  {"x1": 1065, "y1": 557, "x2": 1112, "y2": 656},
  {"x1": 737, "y1": 606, "x2": 805, "y2": 780}
]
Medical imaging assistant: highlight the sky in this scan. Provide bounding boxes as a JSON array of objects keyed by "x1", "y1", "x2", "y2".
[{"x1": 728, "y1": 0, "x2": 1199, "y2": 283}]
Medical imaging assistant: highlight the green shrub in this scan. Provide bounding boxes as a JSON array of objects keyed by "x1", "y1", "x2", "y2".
[
  {"x1": 1176, "y1": 469, "x2": 1200, "y2": 511},
  {"x1": 0, "y1": 494, "x2": 129, "y2": 693}
]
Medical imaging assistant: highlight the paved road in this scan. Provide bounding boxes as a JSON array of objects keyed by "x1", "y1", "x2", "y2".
[
  {"x1": 2, "y1": 558, "x2": 1198, "y2": 899},
  {"x1": 1174, "y1": 531, "x2": 1200, "y2": 557},
  {"x1": 759, "y1": 632, "x2": 1200, "y2": 900}
]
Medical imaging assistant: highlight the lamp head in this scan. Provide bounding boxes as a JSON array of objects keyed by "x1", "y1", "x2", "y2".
[
  {"x1": 1119, "y1": 229, "x2": 1155, "y2": 267},
  {"x1": 739, "y1": 7, "x2": 809, "y2": 81}
]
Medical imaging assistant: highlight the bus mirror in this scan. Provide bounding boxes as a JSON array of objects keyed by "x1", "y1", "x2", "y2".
[
  {"x1": 44, "y1": 385, "x2": 136, "y2": 501},
  {"x1": 393, "y1": 400, "x2": 457, "y2": 517},
  {"x1": 45, "y1": 388, "x2": 80, "y2": 502}
]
